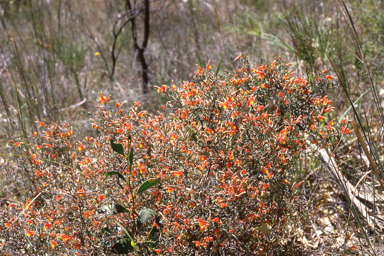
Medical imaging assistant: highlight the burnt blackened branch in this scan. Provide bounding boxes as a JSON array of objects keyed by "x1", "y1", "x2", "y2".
[
  {"x1": 126, "y1": 0, "x2": 150, "y2": 94},
  {"x1": 110, "y1": 8, "x2": 141, "y2": 80}
]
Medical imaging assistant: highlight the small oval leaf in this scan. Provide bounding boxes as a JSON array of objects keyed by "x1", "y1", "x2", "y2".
[
  {"x1": 110, "y1": 139, "x2": 125, "y2": 156},
  {"x1": 137, "y1": 178, "x2": 161, "y2": 194}
]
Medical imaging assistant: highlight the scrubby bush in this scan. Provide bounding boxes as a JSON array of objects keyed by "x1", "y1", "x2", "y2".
[{"x1": 0, "y1": 55, "x2": 339, "y2": 255}]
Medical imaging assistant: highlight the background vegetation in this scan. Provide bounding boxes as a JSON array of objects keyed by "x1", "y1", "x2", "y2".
[{"x1": 0, "y1": 0, "x2": 383, "y2": 255}]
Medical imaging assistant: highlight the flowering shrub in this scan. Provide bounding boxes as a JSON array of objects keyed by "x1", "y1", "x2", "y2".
[{"x1": 0, "y1": 56, "x2": 339, "y2": 255}]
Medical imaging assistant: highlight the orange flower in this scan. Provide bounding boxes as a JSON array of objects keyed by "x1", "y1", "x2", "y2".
[
  {"x1": 256, "y1": 105, "x2": 264, "y2": 112},
  {"x1": 36, "y1": 121, "x2": 45, "y2": 127},
  {"x1": 317, "y1": 115, "x2": 325, "y2": 121},
  {"x1": 54, "y1": 219, "x2": 62, "y2": 226},
  {"x1": 163, "y1": 206, "x2": 171, "y2": 215},
  {"x1": 26, "y1": 230, "x2": 35, "y2": 237},
  {"x1": 206, "y1": 61, "x2": 211, "y2": 71},
  {"x1": 234, "y1": 54, "x2": 242, "y2": 61},
  {"x1": 199, "y1": 219, "x2": 209, "y2": 231},
  {"x1": 83, "y1": 211, "x2": 92, "y2": 218},
  {"x1": 167, "y1": 186, "x2": 174, "y2": 193},
  {"x1": 97, "y1": 194, "x2": 105, "y2": 203},
  {"x1": 116, "y1": 128, "x2": 124, "y2": 134},
  {"x1": 44, "y1": 223, "x2": 51, "y2": 230},
  {"x1": 60, "y1": 234, "x2": 71, "y2": 242},
  {"x1": 172, "y1": 171, "x2": 183, "y2": 177},
  {"x1": 77, "y1": 144, "x2": 85, "y2": 151},
  {"x1": 98, "y1": 93, "x2": 110, "y2": 105},
  {"x1": 205, "y1": 127, "x2": 214, "y2": 134},
  {"x1": 247, "y1": 97, "x2": 255, "y2": 107},
  {"x1": 157, "y1": 85, "x2": 167, "y2": 93},
  {"x1": 341, "y1": 126, "x2": 351, "y2": 135}
]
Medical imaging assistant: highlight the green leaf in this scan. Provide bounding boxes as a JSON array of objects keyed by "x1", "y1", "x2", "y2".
[
  {"x1": 128, "y1": 148, "x2": 134, "y2": 167},
  {"x1": 114, "y1": 220, "x2": 138, "y2": 251},
  {"x1": 0, "y1": 16, "x2": 7, "y2": 30},
  {"x1": 137, "y1": 208, "x2": 156, "y2": 230},
  {"x1": 102, "y1": 225, "x2": 135, "y2": 253},
  {"x1": 137, "y1": 178, "x2": 161, "y2": 194},
  {"x1": 113, "y1": 204, "x2": 129, "y2": 214},
  {"x1": 186, "y1": 126, "x2": 198, "y2": 142},
  {"x1": 100, "y1": 227, "x2": 109, "y2": 236},
  {"x1": 145, "y1": 227, "x2": 157, "y2": 250},
  {"x1": 197, "y1": 49, "x2": 203, "y2": 68},
  {"x1": 110, "y1": 139, "x2": 125, "y2": 156},
  {"x1": 144, "y1": 240, "x2": 155, "y2": 250},
  {"x1": 215, "y1": 50, "x2": 225, "y2": 76},
  {"x1": 105, "y1": 171, "x2": 128, "y2": 184},
  {"x1": 191, "y1": 132, "x2": 198, "y2": 142},
  {"x1": 147, "y1": 226, "x2": 157, "y2": 241},
  {"x1": 111, "y1": 237, "x2": 133, "y2": 254},
  {"x1": 338, "y1": 88, "x2": 369, "y2": 124},
  {"x1": 130, "y1": 240, "x2": 139, "y2": 251},
  {"x1": 146, "y1": 215, "x2": 163, "y2": 249}
]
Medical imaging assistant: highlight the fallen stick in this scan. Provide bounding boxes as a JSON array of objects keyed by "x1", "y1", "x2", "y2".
[
  {"x1": 318, "y1": 147, "x2": 382, "y2": 230},
  {"x1": 58, "y1": 98, "x2": 87, "y2": 112},
  {"x1": 350, "y1": 121, "x2": 384, "y2": 189}
]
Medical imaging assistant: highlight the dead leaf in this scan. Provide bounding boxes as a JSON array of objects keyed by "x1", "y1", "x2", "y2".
[{"x1": 255, "y1": 222, "x2": 272, "y2": 235}]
